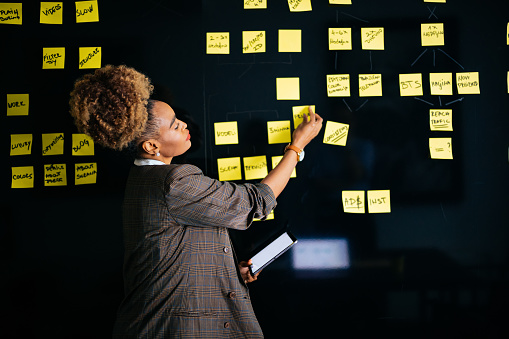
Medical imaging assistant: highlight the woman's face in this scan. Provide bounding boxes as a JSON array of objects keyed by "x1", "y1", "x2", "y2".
[{"x1": 152, "y1": 100, "x2": 191, "y2": 161}]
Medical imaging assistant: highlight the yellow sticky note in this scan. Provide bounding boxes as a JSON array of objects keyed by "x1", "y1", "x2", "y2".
[
  {"x1": 323, "y1": 121, "x2": 349, "y2": 146},
  {"x1": 329, "y1": 28, "x2": 352, "y2": 50},
  {"x1": 217, "y1": 157, "x2": 242, "y2": 181},
  {"x1": 243, "y1": 155, "x2": 268, "y2": 180},
  {"x1": 421, "y1": 23, "x2": 444, "y2": 46},
  {"x1": 507, "y1": 23, "x2": 509, "y2": 45},
  {"x1": 254, "y1": 210, "x2": 274, "y2": 221},
  {"x1": 272, "y1": 156, "x2": 296, "y2": 178},
  {"x1": 42, "y1": 133, "x2": 64, "y2": 156},
  {"x1": 40, "y1": 2, "x2": 62, "y2": 24},
  {"x1": 267, "y1": 121, "x2": 291, "y2": 144},
  {"x1": 330, "y1": 0, "x2": 352, "y2": 4},
  {"x1": 361, "y1": 27, "x2": 384, "y2": 50},
  {"x1": 292, "y1": 105, "x2": 315, "y2": 128},
  {"x1": 75, "y1": 0, "x2": 98, "y2": 23},
  {"x1": 342, "y1": 191, "x2": 365, "y2": 213},
  {"x1": 278, "y1": 29, "x2": 301, "y2": 52},
  {"x1": 244, "y1": 0, "x2": 267, "y2": 9},
  {"x1": 11, "y1": 166, "x2": 34, "y2": 188},
  {"x1": 429, "y1": 72, "x2": 453, "y2": 95},
  {"x1": 243, "y1": 31, "x2": 265, "y2": 53},
  {"x1": 327, "y1": 74, "x2": 350, "y2": 97},
  {"x1": 288, "y1": 0, "x2": 312, "y2": 12},
  {"x1": 44, "y1": 163, "x2": 67, "y2": 186},
  {"x1": 79, "y1": 47, "x2": 101, "y2": 69},
  {"x1": 214, "y1": 121, "x2": 238, "y2": 145},
  {"x1": 399, "y1": 73, "x2": 423, "y2": 96},
  {"x1": 276, "y1": 77, "x2": 300, "y2": 100},
  {"x1": 367, "y1": 190, "x2": 391, "y2": 213},
  {"x1": 429, "y1": 138, "x2": 453, "y2": 159},
  {"x1": 10, "y1": 134, "x2": 32, "y2": 156},
  {"x1": 7, "y1": 94, "x2": 29, "y2": 116},
  {"x1": 75, "y1": 163, "x2": 97, "y2": 185},
  {"x1": 0, "y1": 3, "x2": 22, "y2": 25},
  {"x1": 507, "y1": 72, "x2": 509, "y2": 94},
  {"x1": 430, "y1": 109, "x2": 452, "y2": 131},
  {"x1": 359, "y1": 74, "x2": 382, "y2": 97},
  {"x1": 456, "y1": 72, "x2": 480, "y2": 94},
  {"x1": 42, "y1": 47, "x2": 65, "y2": 69},
  {"x1": 206, "y1": 32, "x2": 230, "y2": 54},
  {"x1": 424, "y1": 0, "x2": 446, "y2": 2},
  {"x1": 72, "y1": 134, "x2": 94, "y2": 155}
]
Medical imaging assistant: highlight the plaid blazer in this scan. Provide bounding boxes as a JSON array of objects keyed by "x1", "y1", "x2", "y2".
[{"x1": 112, "y1": 164, "x2": 276, "y2": 338}]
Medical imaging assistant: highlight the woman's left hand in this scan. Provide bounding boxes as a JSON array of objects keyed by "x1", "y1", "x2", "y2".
[{"x1": 238, "y1": 259, "x2": 260, "y2": 284}]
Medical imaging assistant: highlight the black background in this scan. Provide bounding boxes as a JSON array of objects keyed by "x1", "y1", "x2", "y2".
[{"x1": 2, "y1": 1, "x2": 509, "y2": 338}]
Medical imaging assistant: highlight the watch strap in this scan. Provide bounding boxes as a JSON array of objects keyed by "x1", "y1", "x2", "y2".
[{"x1": 284, "y1": 144, "x2": 302, "y2": 161}]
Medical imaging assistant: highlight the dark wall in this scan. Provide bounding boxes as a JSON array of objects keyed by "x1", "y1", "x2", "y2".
[{"x1": 2, "y1": 0, "x2": 509, "y2": 338}]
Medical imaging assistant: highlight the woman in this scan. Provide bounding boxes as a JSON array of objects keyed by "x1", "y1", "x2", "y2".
[{"x1": 69, "y1": 65, "x2": 322, "y2": 338}]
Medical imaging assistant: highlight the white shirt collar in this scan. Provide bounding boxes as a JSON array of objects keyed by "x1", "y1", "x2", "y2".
[{"x1": 134, "y1": 158, "x2": 167, "y2": 166}]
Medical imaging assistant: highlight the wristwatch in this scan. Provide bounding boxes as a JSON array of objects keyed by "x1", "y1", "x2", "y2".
[{"x1": 284, "y1": 143, "x2": 305, "y2": 162}]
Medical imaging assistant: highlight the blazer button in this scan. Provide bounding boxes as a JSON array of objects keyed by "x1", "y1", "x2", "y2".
[
  {"x1": 223, "y1": 247, "x2": 229, "y2": 253},
  {"x1": 224, "y1": 322, "x2": 230, "y2": 328},
  {"x1": 228, "y1": 292, "x2": 236, "y2": 299}
]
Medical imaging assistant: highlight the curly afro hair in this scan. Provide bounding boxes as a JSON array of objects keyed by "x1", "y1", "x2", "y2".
[{"x1": 69, "y1": 65, "x2": 154, "y2": 150}]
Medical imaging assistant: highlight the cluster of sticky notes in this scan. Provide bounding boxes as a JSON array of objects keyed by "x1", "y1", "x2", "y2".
[
  {"x1": 244, "y1": 0, "x2": 267, "y2": 9},
  {"x1": 287, "y1": 0, "x2": 312, "y2": 12},
  {"x1": 292, "y1": 105, "x2": 315, "y2": 128},
  {"x1": 207, "y1": 29, "x2": 302, "y2": 54},
  {"x1": 429, "y1": 138, "x2": 453, "y2": 159},
  {"x1": 399, "y1": 72, "x2": 480, "y2": 96},
  {"x1": 0, "y1": 1, "x2": 99, "y2": 25},
  {"x1": 430, "y1": 109, "x2": 452, "y2": 131},
  {"x1": 421, "y1": 23, "x2": 445, "y2": 46},
  {"x1": 267, "y1": 120, "x2": 291, "y2": 144},
  {"x1": 217, "y1": 156, "x2": 268, "y2": 181},
  {"x1": 42, "y1": 47, "x2": 102, "y2": 69},
  {"x1": 10, "y1": 133, "x2": 94, "y2": 156},
  {"x1": 359, "y1": 74, "x2": 383, "y2": 97},
  {"x1": 323, "y1": 121, "x2": 349, "y2": 146},
  {"x1": 11, "y1": 162, "x2": 97, "y2": 188},
  {"x1": 342, "y1": 190, "x2": 391, "y2": 213},
  {"x1": 0, "y1": 2, "x2": 22, "y2": 24},
  {"x1": 7, "y1": 94, "x2": 29, "y2": 116}
]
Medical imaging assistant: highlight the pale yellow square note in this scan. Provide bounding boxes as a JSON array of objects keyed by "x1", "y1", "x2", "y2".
[
  {"x1": 217, "y1": 157, "x2": 242, "y2": 181},
  {"x1": 243, "y1": 31, "x2": 266, "y2": 53},
  {"x1": 40, "y1": 2, "x2": 63, "y2": 24},
  {"x1": 359, "y1": 74, "x2": 382, "y2": 97},
  {"x1": 243, "y1": 156, "x2": 268, "y2": 180},
  {"x1": 329, "y1": 28, "x2": 352, "y2": 50},
  {"x1": 429, "y1": 138, "x2": 453, "y2": 159},
  {"x1": 456, "y1": 72, "x2": 480, "y2": 94},
  {"x1": 399, "y1": 74, "x2": 423, "y2": 96},
  {"x1": 367, "y1": 190, "x2": 391, "y2": 213},
  {"x1": 7, "y1": 94, "x2": 29, "y2": 116},
  {"x1": 44, "y1": 163, "x2": 67, "y2": 186},
  {"x1": 279, "y1": 30, "x2": 301, "y2": 52},
  {"x1": 292, "y1": 105, "x2": 315, "y2": 128},
  {"x1": 327, "y1": 74, "x2": 350, "y2": 97},
  {"x1": 10, "y1": 134, "x2": 32, "y2": 156},
  {"x1": 11, "y1": 166, "x2": 34, "y2": 188},
  {"x1": 214, "y1": 121, "x2": 238, "y2": 145},
  {"x1": 421, "y1": 23, "x2": 444, "y2": 46},
  {"x1": 288, "y1": 0, "x2": 312, "y2": 12},
  {"x1": 323, "y1": 121, "x2": 349, "y2": 146},
  {"x1": 244, "y1": 0, "x2": 267, "y2": 9},
  {"x1": 342, "y1": 191, "x2": 365, "y2": 213},
  {"x1": 361, "y1": 27, "x2": 384, "y2": 50},
  {"x1": 267, "y1": 121, "x2": 291, "y2": 144},
  {"x1": 330, "y1": 0, "x2": 352, "y2": 4},
  {"x1": 207, "y1": 32, "x2": 230, "y2": 54},
  {"x1": 277, "y1": 77, "x2": 300, "y2": 100},
  {"x1": 429, "y1": 73, "x2": 453, "y2": 95},
  {"x1": 430, "y1": 109, "x2": 452, "y2": 131}
]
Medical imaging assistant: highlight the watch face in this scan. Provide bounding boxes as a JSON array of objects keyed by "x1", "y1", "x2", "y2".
[{"x1": 299, "y1": 149, "x2": 305, "y2": 161}]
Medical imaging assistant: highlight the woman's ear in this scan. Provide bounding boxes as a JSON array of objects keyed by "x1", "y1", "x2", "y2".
[{"x1": 141, "y1": 139, "x2": 159, "y2": 155}]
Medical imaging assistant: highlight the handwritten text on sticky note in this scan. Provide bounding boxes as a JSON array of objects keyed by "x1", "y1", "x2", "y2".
[
  {"x1": 44, "y1": 163, "x2": 67, "y2": 186},
  {"x1": 11, "y1": 166, "x2": 34, "y2": 188},
  {"x1": 288, "y1": 0, "x2": 312, "y2": 12},
  {"x1": 40, "y1": 2, "x2": 62, "y2": 24},
  {"x1": 429, "y1": 138, "x2": 453, "y2": 159},
  {"x1": 42, "y1": 47, "x2": 65, "y2": 69},
  {"x1": 359, "y1": 74, "x2": 382, "y2": 97},
  {"x1": 327, "y1": 74, "x2": 350, "y2": 97},
  {"x1": 72, "y1": 134, "x2": 94, "y2": 155},
  {"x1": 430, "y1": 109, "x2": 452, "y2": 131},
  {"x1": 42, "y1": 133, "x2": 64, "y2": 156},
  {"x1": 361, "y1": 27, "x2": 384, "y2": 50},
  {"x1": 243, "y1": 155, "x2": 268, "y2": 180},
  {"x1": 429, "y1": 72, "x2": 453, "y2": 95},
  {"x1": 367, "y1": 190, "x2": 391, "y2": 213},
  {"x1": 456, "y1": 72, "x2": 480, "y2": 94},
  {"x1": 75, "y1": 163, "x2": 97, "y2": 185},
  {"x1": 342, "y1": 191, "x2": 365, "y2": 213},
  {"x1": 0, "y1": 3, "x2": 22, "y2": 24},
  {"x1": 79, "y1": 47, "x2": 101, "y2": 69},
  {"x1": 399, "y1": 73, "x2": 423, "y2": 96},
  {"x1": 7, "y1": 94, "x2": 29, "y2": 116},
  {"x1": 267, "y1": 121, "x2": 291, "y2": 144},
  {"x1": 11, "y1": 134, "x2": 32, "y2": 156},
  {"x1": 329, "y1": 28, "x2": 352, "y2": 50},
  {"x1": 207, "y1": 32, "x2": 230, "y2": 54},
  {"x1": 244, "y1": 0, "x2": 267, "y2": 9},
  {"x1": 421, "y1": 23, "x2": 444, "y2": 46},
  {"x1": 330, "y1": 0, "x2": 352, "y2": 4},
  {"x1": 323, "y1": 121, "x2": 349, "y2": 146},
  {"x1": 217, "y1": 157, "x2": 242, "y2": 181},
  {"x1": 292, "y1": 105, "x2": 315, "y2": 128},
  {"x1": 214, "y1": 121, "x2": 238, "y2": 145},
  {"x1": 75, "y1": 0, "x2": 98, "y2": 23},
  {"x1": 243, "y1": 31, "x2": 265, "y2": 53}
]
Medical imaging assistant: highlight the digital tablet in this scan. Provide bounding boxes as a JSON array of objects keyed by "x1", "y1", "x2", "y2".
[{"x1": 249, "y1": 230, "x2": 298, "y2": 275}]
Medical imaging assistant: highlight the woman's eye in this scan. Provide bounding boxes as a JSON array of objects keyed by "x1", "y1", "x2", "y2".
[{"x1": 175, "y1": 123, "x2": 179, "y2": 130}]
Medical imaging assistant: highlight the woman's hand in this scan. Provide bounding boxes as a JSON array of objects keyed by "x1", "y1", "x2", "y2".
[
  {"x1": 238, "y1": 259, "x2": 260, "y2": 284},
  {"x1": 292, "y1": 106, "x2": 323, "y2": 150}
]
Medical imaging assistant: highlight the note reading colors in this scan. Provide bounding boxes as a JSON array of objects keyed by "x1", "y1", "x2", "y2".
[
  {"x1": 79, "y1": 47, "x2": 101, "y2": 69},
  {"x1": 44, "y1": 163, "x2": 67, "y2": 186},
  {"x1": 243, "y1": 31, "x2": 265, "y2": 53},
  {"x1": 342, "y1": 191, "x2": 365, "y2": 213},
  {"x1": 217, "y1": 157, "x2": 242, "y2": 181},
  {"x1": 75, "y1": 163, "x2": 97, "y2": 185},
  {"x1": 42, "y1": 47, "x2": 65, "y2": 69},
  {"x1": 40, "y1": 2, "x2": 62, "y2": 24},
  {"x1": 430, "y1": 109, "x2": 453, "y2": 131},
  {"x1": 75, "y1": 0, "x2": 98, "y2": 23},
  {"x1": 327, "y1": 74, "x2": 350, "y2": 97},
  {"x1": 276, "y1": 77, "x2": 300, "y2": 100},
  {"x1": 287, "y1": 0, "x2": 312, "y2": 12},
  {"x1": 243, "y1": 156, "x2": 268, "y2": 180},
  {"x1": 206, "y1": 32, "x2": 230, "y2": 54},
  {"x1": 323, "y1": 121, "x2": 349, "y2": 146},
  {"x1": 429, "y1": 138, "x2": 453, "y2": 159},
  {"x1": 367, "y1": 190, "x2": 391, "y2": 213},
  {"x1": 214, "y1": 121, "x2": 238, "y2": 145},
  {"x1": 329, "y1": 28, "x2": 352, "y2": 50},
  {"x1": 429, "y1": 73, "x2": 453, "y2": 95},
  {"x1": 359, "y1": 74, "x2": 382, "y2": 97},
  {"x1": 456, "y1": 72, "x2": 480, "y2": 94},
  {"x1": 272, "y1": 156, "x2": 296, "y2": 178},
  {"x1": 244, "y1": 0, "x2": 267, "y2": 9},
  {"x1": 267, "y1": 121, "x2": 291, "y2": 144},
  {"x1": 421, "y1": 23, "x2": 444, "y2": 46},
  {"x1": 0, "y1": 2, "x2": 22, "y2": 24},
  {"x1": 72, "y1": 134, "x2": 94, "y2": 155},
  {"x1": 10, "y1": 134, "x2": 32, "y2": 156},
  {"x1": 7, "y1": 94, "x2": 29, "y2": 116},
  {"x1": 399, "y1": 73, "x2": 423, "y2": 96},
  {"x1": 292, "y1": 105, "x2": 315, "y2": 128},
  {"x1": 361, "y1": 27, "x2": 384, "y2": 50},
  {"x1": 11, "y1": 166, "x2": 34, "y2": 188},
  {"x1": 42, "y1": 133, "x2": 64, "y2": 156},
  {"x1": 278, "y1": 29, "x2": 301, "y2": 52}
]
